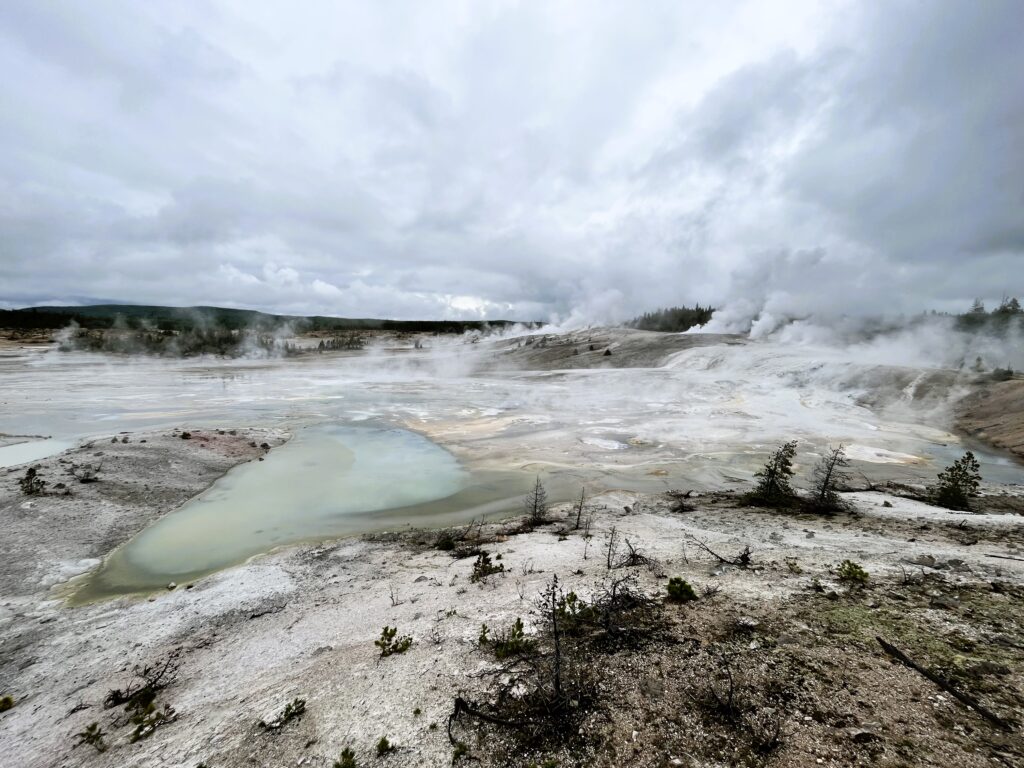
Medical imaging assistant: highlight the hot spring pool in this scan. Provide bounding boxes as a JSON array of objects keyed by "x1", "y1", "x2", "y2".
[{"x1": 73, "y1": 424, "x2": 558, "y2": 602}]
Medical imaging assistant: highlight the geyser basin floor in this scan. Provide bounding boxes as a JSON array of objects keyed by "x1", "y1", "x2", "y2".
[{"x1": 73, "y1": 424, "x2": 551, "y2": 601}]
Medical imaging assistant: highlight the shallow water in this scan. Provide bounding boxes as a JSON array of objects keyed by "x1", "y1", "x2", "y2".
[
  {"x1": 0, "y1": 438, "x2": 76, "y2": 468},
  {"x1": 73, "y1": 424, "x2": 548, "y2": 600}
]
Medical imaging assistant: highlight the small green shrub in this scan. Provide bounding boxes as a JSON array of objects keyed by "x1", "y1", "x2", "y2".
[
  {"x1": 478, "y1": 623, "x2": 489, "y2": 645},
  {"x1": 259, "y1": 697, "x2": 305, "y2": 730},
  {"x1": 470, "y1": 552, "x2": 505, "y2": 583},
  {"x1": 0, "y1": 695, "x2": 13, "y2": 712},
  {"x1": 491, "y1": 617, "x2": 536, "y2": 660},
  {"x1": 281, "y1": 698, "x2": 305, "y2": 723},
  {"x1": 413, "y1": 707, "x2": 421, "y2": 716},
  {"x1": 555, "y1": 590, "x2": 596, "y2": 634},
  {"x1": 104, "y1": 655, "x2": 180, "y2": 741},
  {"x1": 333, "y1": 747, "x2": 357, "y2": 768},
  {"x1": 129, "y1": 700, "x2": 176, "y2": 742},
  {"x1": 452, "y1": 741, "x2": 469, "y2": 763},
  {"x1": 74, "y1": 722, "x2": 107, "y2": 752},
  {"x1": 375, "y1": 626, "x2": 413, "y2": 658},
  {"x1": 836, "y1": 560, "x2": 869, "y2": 586},
  {"x1": 666, "y1": 577, "x2": 697, "y2": 603},
  {"x1": 376, "y1": 736, "x2": 395, "y2": 756}
]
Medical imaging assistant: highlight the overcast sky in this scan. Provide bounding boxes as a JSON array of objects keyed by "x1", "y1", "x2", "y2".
[{"x1": 1, "y1": 1, "x2": 1021, "y2": 323}]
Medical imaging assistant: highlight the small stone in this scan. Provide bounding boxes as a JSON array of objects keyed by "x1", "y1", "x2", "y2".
[
  {"x1": 851, "y1": 729, "x2": 880, "y2": 743},
  {"x1": 167, "y1": 582, "x2": 177, "y2": 590}
]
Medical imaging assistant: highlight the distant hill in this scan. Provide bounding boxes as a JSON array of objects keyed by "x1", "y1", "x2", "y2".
[{"x1": 0, "y1": 304, "x2": 533, "y2": 334}]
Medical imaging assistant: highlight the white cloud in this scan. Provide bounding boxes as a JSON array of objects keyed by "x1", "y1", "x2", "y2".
[{"x1": 0, "y1": 0, "x2": 1021, "y2": 321}]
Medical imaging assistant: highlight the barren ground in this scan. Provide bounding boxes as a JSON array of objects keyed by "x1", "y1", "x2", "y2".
[
  {"x1": 957, "y1": 379, "x2": 1024, "y2": 461},
  {"x1": 1, "y1": 431, "x2": 1022, "y2": 768}
]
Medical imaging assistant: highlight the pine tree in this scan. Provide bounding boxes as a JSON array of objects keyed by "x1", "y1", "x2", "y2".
[
  {"x1": 810, "y1": 445, "x2": 849, "y2": 512},
  {"x1": 751, "y1": 441, "x2": 798, "y2": 505},
  {"x1": 933, "y1": 451, "x2": 981, "y2": 510},
  {"x1": 524, "y1": 476, "x2": 548, "y2": 526}
]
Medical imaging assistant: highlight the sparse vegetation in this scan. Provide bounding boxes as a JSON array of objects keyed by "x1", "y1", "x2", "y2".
[
  {"x1": 666, "y1": 577, "x2": 697, "y2": 603},
  {"x1": 129, "y1": 700, "x2": 176, "y2": 742},
  {"x1": 470, "y1": 551, "x2": 505, "y2": 583},
  {"x1": 688, "y1": 647, "x2": 787, "y2": 756},
  {"x1": 932, "y1": 451, "x2": 982, "y2": 511},
  {"x1": 104, "y1": 654, "x2": 179, "y2": 741},
  {"x1": 18, "y1": 466, "x2": 45, "y2": 495},
  {"x1": 259, "y1": 697, "x2": 306, "y2": 730},
  {"x1": 375, "y1": 626, "x2": 413, "y2": 658},
  {"x1": 376, "y1": 736, "x2": 396, "y2": 756},
  {"x1": 488, "y1": 617, "x2": 537, "y2": 660},
  {"x1": 449, "y1": 573, "x2": 669, "y2": 757},
  {"x1": 74, "y1": 722, "x2": 108, "y2": 752},
  {"x1": 333, "y1": 748, "x2": 358, "y2": 768},
  {"x1": 0, "y1": 695, "x2": 13, "y2": 712},
  {"x1": 836, "y1": 559, "x2": 869, "y2": 586},
  {"x1": 317, "y1": 334, "x2": 366, "y2": 352}
]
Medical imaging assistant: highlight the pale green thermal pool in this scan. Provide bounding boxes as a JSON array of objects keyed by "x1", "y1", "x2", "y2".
[{"x1": 73, "y1": 424, "x2": 562, "y2": 602}]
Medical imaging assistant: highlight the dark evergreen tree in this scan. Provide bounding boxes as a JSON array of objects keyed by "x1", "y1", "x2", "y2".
[
  {"x1": 750, "y1": 441, "x2": 798, "y2": 505},
  {"x1": 809, "y1": 444, "x2": 849, "y2": 512},
  {"x1": 932, "y1": 451, "x2": 981, "y2": 510}
]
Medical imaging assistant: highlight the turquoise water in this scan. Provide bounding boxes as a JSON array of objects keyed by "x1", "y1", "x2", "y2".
[{"x1": 73, "y1": 424, "x2": 550, "y2": 601}]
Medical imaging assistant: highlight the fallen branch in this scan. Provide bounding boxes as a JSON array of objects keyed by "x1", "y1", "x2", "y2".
[
  {"x1": 986, "y1": 554, "x2": 1024, "y2": 563},
  {"x1": 684, "y1": 535, "x2": 752, "y2": 568},
  {"x1": 876, "y1": 636, "x2": 1013, "y2": 732},
  {"x1": 448, "y1": 696, "x2": 526, "y2": 744}
]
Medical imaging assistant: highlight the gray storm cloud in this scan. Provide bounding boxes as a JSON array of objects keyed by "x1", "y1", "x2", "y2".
[{"x1": 0, "y1": 0, "x2": 1021, "y2": 322}]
